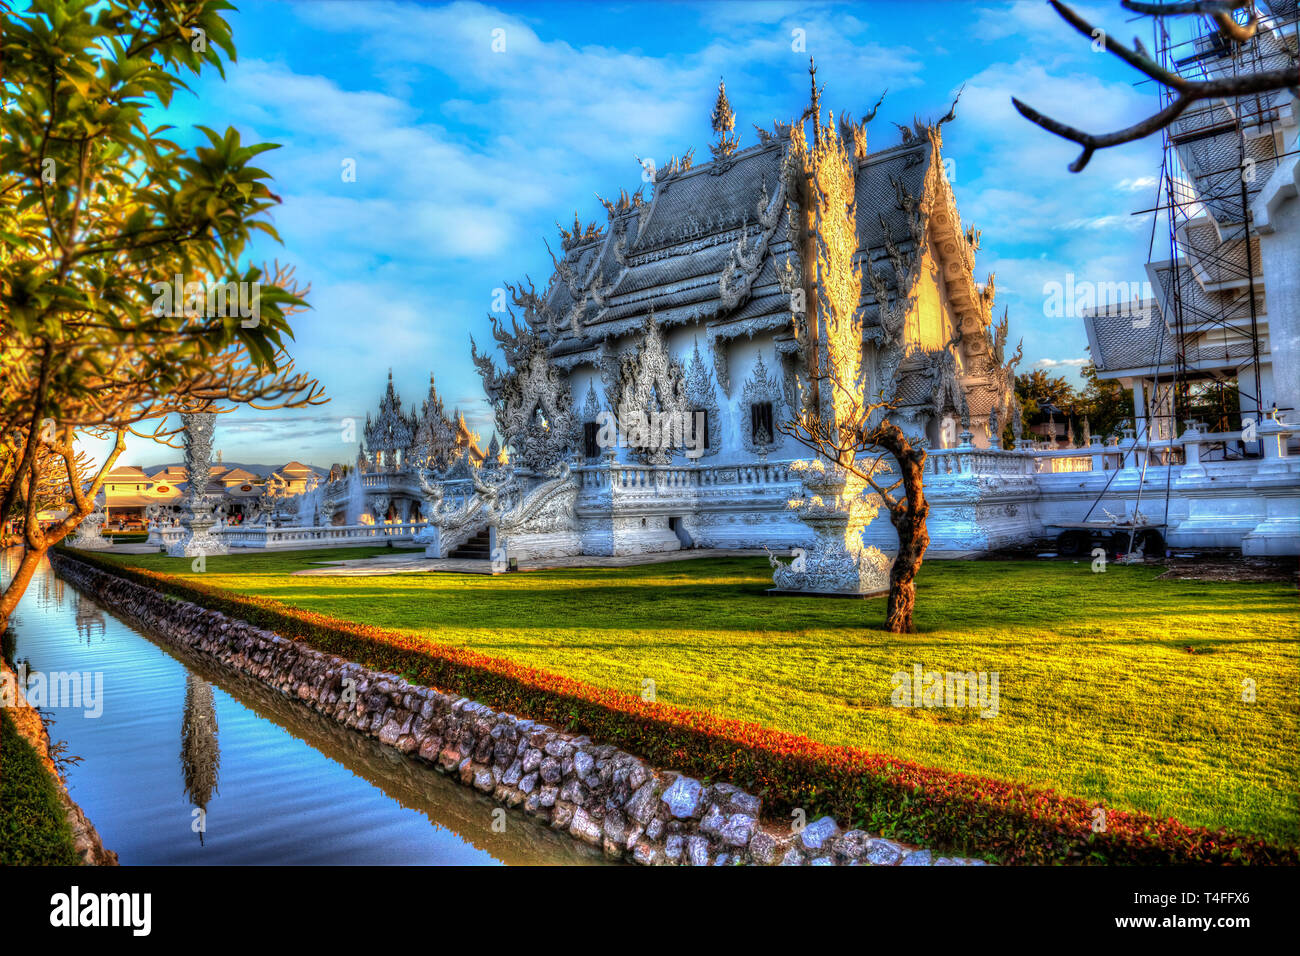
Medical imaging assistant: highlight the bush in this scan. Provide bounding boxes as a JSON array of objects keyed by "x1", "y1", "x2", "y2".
[
  {"x1": 0, "y1": 709, "x2": 81, "y2": 866},
  {"x1": 59, "y1": 548, "x2": 1299, "y2": 865}
]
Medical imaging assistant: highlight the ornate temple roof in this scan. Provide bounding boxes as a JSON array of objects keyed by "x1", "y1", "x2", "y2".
[
  {"x1": 538, "y1": 135, "x2": 938, "y2": 355},
  {"x1": 358, "y1": 369, "x2": 487, "y2": 470},
  {"x1": 527, "y1": 78, "x2": 993, "y2": 375}
]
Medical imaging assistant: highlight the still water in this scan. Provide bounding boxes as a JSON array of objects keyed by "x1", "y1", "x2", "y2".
[{"x1": 2, "y1": 551, "x2": 606, "y2": 865}]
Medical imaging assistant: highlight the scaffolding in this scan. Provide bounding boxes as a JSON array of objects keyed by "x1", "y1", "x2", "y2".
[
  {"x1": 1073, "y1": 2, "x2": 1298, "y2": 544},
  {"x1": 1146, "y1": 1, "x2": 1299, "y2": 456}
]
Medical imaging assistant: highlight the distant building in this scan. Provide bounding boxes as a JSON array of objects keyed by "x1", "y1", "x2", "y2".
[{"x1": 100, "y1": 461, "x2": 326, "y2": 529}]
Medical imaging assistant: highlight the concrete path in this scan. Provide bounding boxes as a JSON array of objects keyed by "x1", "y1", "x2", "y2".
[
  {"x1": 79, "y1": 543, "x2": 982, "y2": 573},
  {"x1": 290, "y1": 548, "x2": 774, "y2": 576}
]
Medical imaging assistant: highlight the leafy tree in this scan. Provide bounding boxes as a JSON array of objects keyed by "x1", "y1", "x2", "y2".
[
  {"x1": 1012, "y1": 369, "x2": 1077, "y2": 440},
  {"x1": 0, "y1": 0, "x2": 324, "y2": 632},
  {"x1": 1078, "y1": 361, "x2": 1134, "y2": 441}
]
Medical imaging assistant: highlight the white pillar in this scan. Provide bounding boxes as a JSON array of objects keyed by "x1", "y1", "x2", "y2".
[{"x1": 1132, "y1": 379, "x2": 1147, "y2": 438}]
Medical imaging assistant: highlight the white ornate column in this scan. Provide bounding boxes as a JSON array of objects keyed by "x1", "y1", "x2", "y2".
[{"x1": 166, "y1": 411, "x2": 229, "y2": 558}]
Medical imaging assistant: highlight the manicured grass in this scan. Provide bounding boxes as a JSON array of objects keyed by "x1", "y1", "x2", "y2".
[
  {"x1": 0, "y1": 709, "x2": 81, "y2": 866},
  {"x1": 98, "y1": 547, "x2": 1300, "y2": 844}
]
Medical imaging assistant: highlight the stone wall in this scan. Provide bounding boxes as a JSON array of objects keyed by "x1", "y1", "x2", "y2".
[{"x1": 51, "y1": 552, "x2": 985, "y2": 866}]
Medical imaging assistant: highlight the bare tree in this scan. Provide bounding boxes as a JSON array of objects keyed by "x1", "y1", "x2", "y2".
[
  {"x1": 781, "y1": 376, "x2": 930, "y2": 633},
  {"x1": 773, "y1": 62, "x2": 959, "y2": 633},
  {"x1": 1014, "y1": 0, "x2": 1300, "y2": 171}
]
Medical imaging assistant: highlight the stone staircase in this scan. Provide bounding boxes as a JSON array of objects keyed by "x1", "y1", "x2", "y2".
[{"x1": 448, "y1": 527, "x2": 492, "y2": 560}]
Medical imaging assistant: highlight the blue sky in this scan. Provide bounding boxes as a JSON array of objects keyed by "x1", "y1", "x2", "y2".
[{"x1": 100, "y1": 0, "x2": 1168, "y2": 468}]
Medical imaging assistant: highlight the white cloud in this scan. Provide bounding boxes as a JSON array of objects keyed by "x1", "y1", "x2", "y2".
[{"x1": 1116, "y1": 176, "x2": 1159, "y2": 192}]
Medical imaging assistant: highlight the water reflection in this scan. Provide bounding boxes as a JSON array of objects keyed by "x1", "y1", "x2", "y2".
[
  {"x1": 181, "y1": 673, "x2": 220, "y2": 845},
  {"x1": 2, "y1": 549, "x2": 608, "y2": 866},
  {"x1": 74, "y1": 592, "x2": 106, "y2": 643}
]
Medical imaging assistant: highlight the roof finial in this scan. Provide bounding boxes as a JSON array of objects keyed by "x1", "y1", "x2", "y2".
[
  {"x1": 711, "y1": 77, "x2": 735, "y2": 135},
  {"x1": 710, "y1": 76, "x2": 740, "y2": 160},
  {"x1": 808, "y1": 57, "x2": 821, "y2": 146}
]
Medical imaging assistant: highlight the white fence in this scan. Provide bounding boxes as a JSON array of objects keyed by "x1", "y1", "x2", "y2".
[
  {"x1": 141, "y1": 521, "x2": 428, "y2": 551},
  {"x1": 217, "y1": 521, "x2": 426, "y2": 549}
]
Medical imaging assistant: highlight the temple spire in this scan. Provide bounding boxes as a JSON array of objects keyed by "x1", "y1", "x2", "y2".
[
  {"x1": 808, "y1": 57, "x2": 822, "y2": 147},
  {"x1": 709, "y1": 77, "x2": 740, "y2": 161}
]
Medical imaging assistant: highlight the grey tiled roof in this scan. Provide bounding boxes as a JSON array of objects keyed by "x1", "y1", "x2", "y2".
[
  {"x1": 1084, "y1": 306, "x2": 1176, "y2": 372},
  {"x1": 538, "y1": 132, "x2": 935, "y2": 350},
  {"x1": 633, "y1": 144, "x2": 785, "y2": 253}
]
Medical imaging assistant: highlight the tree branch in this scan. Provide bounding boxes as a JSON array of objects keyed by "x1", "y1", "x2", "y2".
[{"x1": 1014, "y1": 0, "x2": 1298, "y2": 171}]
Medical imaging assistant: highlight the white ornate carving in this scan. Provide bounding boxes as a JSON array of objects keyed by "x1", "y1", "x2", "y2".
[
  {"x1": 574, "y1": 381, "x2": 603, "y2": 461},
  {"x1": 613, "y1": 314, "x2": 691, "y2": 465},
  {"x1": 684, "y1": 337, "x2": 721, "y2": 458},
  {"x1": 769, "y1": 459, "x2": 893, "y2": 594},
  {"x1": 740, "y1": 351, "x2": 783, "y2": 456},
  {"x1": 69, "y1": 503, "x2": 112, "y2": 550},
  {"x1": 472, "y1": 316, "x2": 575, "y2": 473},
  {"x1": 718, "y1": 175, "x2": 784, "y2": 312},
  {"x1": 410, "y1": 373, "x2": 460, "y2": 472},
  {"x1": 364, "y1": 371, "x2": 416, "y2": 464},
  {"x1": 167, "y1": 411, "x2": 229, "y2": 557}
]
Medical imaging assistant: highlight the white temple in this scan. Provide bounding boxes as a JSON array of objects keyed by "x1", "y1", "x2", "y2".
[{"x1": 222, "y1": 72, "x2": 1298, "y2": 563}]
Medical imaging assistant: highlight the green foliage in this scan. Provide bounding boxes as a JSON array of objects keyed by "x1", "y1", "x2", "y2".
[
  {"x1": 0, "y1": 0, "x2": 320, "y2": 627},
  {"x1": 1079, "y1": 361, "x2": 1135, "y2": 440},
  {"x1": 1, "y1": 0, "x2": 302, "y2": 387},
  {"x1": 0, "y1": 708, "x2": 81, "y2": 865},
  {"x1": 1184, "y1": 378, "x2": 1243, "y2": 433},
  {"x1": 1011, "y1": 365, "x2": 1136, "y2": 445}
]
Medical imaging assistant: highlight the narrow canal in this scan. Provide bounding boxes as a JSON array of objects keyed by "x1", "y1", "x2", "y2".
[{"x1": 2, "y1": 550, "x2": 607, "y2": 865}]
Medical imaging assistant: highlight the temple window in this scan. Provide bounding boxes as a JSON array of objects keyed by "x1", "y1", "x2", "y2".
[
  {"x1": 692, "y1": 409, "x2": 711, "y2": 450},
  {"x1": 583, "y1": 421, "x2": 600, "y2": 459},
  {"x1": 750, "y1": 402, "x2": 773, "y2": 446}
]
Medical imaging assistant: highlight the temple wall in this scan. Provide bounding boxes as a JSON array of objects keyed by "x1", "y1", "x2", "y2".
[{"x1": 563, "y1": 322, "x2": 801, "y2": 468}]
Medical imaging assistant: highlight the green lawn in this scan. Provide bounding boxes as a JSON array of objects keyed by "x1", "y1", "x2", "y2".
[{"x1": 99, "y1": 546, "x2": 1300, "y2": 844}]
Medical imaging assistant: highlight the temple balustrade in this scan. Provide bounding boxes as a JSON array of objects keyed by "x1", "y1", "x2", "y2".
[
  {"x1": 215, "y1": 521, "x2": 427, "y2": 550},
  {"x1": 125, "y1": 422, "x2": 1293, "y2": 557}
]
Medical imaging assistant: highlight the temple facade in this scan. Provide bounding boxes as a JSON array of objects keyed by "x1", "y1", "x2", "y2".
[
  {"x1": 347, "y1": 371, "x2": 487, "y2": 526},
  {"x1": 440, "y1": 73, "x2": 1022, "y2": 567},
  {"x1": 255, "y1": 74, "x2": 1294, "y2": 563}
]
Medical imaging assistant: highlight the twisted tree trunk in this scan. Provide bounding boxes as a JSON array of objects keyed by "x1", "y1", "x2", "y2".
[{"x1": 867, "y1": 422, "x2": 930, "y2": 634}]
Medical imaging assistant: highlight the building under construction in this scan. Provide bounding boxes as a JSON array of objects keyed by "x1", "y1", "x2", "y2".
[{"x1": 1083, "y1": 0, "x2": 1299, "y2": 458}]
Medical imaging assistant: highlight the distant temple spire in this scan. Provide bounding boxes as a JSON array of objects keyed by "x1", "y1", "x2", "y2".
[{"x1": 709, "y1": 77, "x2": 740, "y2": 160}]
